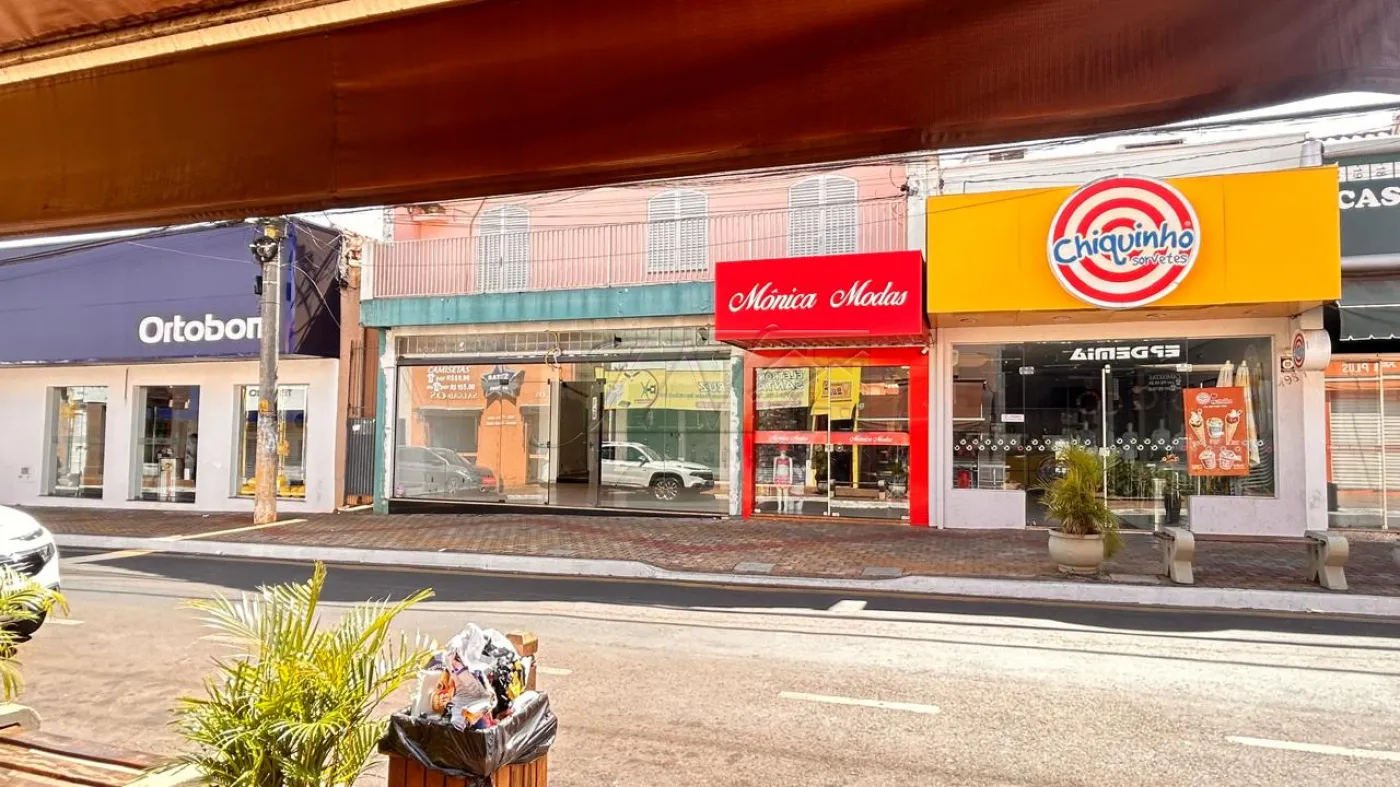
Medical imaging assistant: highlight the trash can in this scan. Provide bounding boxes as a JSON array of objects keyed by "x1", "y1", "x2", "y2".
[{"x1": 381, "y1": 630, "x2": 554, "y2": 787}]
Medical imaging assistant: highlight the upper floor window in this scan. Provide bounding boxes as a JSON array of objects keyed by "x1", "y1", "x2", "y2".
[
  {"x1": 788, "y1": 175, "x2": 858, "y2": 256},
  {"x1": 477, "y1": 205, "x2": 531, "y2": 292},
  {"x1": 647, "y1": 189, "x2": 709, "y2": 273}
]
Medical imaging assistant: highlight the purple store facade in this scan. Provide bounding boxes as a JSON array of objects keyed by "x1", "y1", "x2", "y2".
[{"x1": 0, "y1": 223, "x2": 345, "y2": 513}]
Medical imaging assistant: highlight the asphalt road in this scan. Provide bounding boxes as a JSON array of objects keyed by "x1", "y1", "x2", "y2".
[{"x1": 15, "y1": 551, "x2": 1400, "y2": 786}]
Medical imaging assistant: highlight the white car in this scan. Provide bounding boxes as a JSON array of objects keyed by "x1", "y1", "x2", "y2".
[
  {"x1": 0, "y1": 506, "x2": 61, "y2": 638},
  {"x1": 601, "y1": 441, "x2": 716, "y2": 501}
]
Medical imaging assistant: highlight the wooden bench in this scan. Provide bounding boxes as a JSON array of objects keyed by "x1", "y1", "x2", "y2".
[
  {"x1": 1154, "y1": 528, "x2": 1349, "y2": 590},
  {"x1": 0, "y1": 704, "x2": 198, "y2": 787}
]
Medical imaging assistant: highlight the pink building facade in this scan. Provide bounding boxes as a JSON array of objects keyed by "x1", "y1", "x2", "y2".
[{"x1": 368, "y1": 165, "x2": 909, "y2": 298}]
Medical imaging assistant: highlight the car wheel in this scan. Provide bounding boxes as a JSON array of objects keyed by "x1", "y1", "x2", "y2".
[{"x1": 650, "y1": 475, "x2": 682, "y2": 502}]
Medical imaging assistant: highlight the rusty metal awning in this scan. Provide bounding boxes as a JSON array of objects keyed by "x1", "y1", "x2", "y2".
[{"x1": 0, "y1": 0, "x2": 1397, "y2": 236}]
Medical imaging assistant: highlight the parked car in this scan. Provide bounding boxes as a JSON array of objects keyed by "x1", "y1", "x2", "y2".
[
  {"x1": 394, "y1": 445, "x2": 497, "y2": 497},
  {"x1": 427, "y1": 447, "x2": 499, "y2": 493},
  {"x1": 601, "y1": 441, "x2": 716, "y2": 501},
  {"x1": 0, "y1": 505, "x2": 61, "y2": 639}
]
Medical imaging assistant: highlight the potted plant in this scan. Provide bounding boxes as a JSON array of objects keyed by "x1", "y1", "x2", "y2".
[
  {"x1": 1040, "y1": 444, "x2": 1123, "y2": 575},
  {"x1": 168, "y1": 563, "x2": 433, "y2": 787},
  {"x1": 1, "y1": 566, "x2": 67, "y2": 702}
]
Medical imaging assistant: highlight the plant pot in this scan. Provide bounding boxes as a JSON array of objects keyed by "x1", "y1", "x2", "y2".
[{"x1": 1047, "y1": 529, "x2": 1105, "y2": 575}]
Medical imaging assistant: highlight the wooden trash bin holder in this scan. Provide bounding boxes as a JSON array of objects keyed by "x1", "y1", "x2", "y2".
[{"x1": 386, "y1": 631, "x2": 548, "y2": 787}]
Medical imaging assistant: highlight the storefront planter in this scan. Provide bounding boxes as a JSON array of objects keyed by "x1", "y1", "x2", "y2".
[{"x1": 1047, "y1": 529, "x2": 1105, "y2": 575}]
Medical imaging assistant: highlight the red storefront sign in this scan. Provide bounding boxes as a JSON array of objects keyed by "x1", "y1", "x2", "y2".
[{"x1": 714, "y1": 251, "x2": 926, "y2": 344}]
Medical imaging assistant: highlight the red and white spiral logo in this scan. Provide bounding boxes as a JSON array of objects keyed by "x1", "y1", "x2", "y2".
[{"x1": 1047, "y1": 175, "x2": 1200, "y2": 309}]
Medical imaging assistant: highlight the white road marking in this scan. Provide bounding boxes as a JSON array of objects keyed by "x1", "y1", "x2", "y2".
[
  {"x1": 49, "y1": 619, "x2": 84, "y2": 626},
  {"x1": 65, "y1": 548, "x2": 155, "y2": 564},
  {"x1": 1227, "y1": 736, "x2": 1400, "y2": 762},
  {"x1": 828, "y1": 599, "x2": 868, "y2": 612},
  {"x1": 66, "y1": 517, "x2": 308, "y2": 565},
  {"x1": 537, "y1": 666, "x2": 573, "y2": 676},
  {"x1": 779, "y1": 692, "x2": 940, "y2": 715},
  {"x1": 159, "y1": 518, "x2": 306, "y2": 542}
]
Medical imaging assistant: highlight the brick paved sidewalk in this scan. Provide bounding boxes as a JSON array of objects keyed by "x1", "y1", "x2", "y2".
[{"x1": 32, "y1": 506, "x2": 1400, "y2": 596}]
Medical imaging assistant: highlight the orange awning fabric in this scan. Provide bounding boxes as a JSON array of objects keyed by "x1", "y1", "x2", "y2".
[
  {"x1": 0, "y1": 0, "x2": 1398, "y2": 236},
  {"x1": 0, "y1": 1, "x2": 244, "y2": 52}
]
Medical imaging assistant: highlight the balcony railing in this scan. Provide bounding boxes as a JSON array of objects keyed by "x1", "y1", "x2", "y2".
[{"x1": 367, "y1": 200, "x2": 907, "y2": 299}]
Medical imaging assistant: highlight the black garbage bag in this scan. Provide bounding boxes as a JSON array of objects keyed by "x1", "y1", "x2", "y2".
[{"x1": 379, "y1": 692, "x2": 557, "y2": 785}]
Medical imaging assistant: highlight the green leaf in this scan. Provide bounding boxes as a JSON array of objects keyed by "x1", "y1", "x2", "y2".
[{"x1": 162, "y1": 562, "x2": 434, "y2": 787}]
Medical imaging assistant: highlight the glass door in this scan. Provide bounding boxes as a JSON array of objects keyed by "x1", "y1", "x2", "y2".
[{"x1": 754, "y1": 364, "x2": 911, "y2": 520}]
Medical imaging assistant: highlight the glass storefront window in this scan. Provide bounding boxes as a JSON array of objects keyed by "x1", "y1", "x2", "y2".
[
  {"x1": 394, "y1": 358, "x2": 731, "y2": 513},
  {"x1": 754, "y1": 364, "x2": 911, "y2": 520},
  {"x1": 236, "y1": 385, "x2": 309, "y2": 499},
  {"x1": 134, "y1": 385, "x2": 200, "y2": 503},
  {"x1": 952, "y1": 337, "x2": 1276, "y2": 529},
  {"x1": 1325, "y1": 359, "x2": 1400, "y2": 529},
  {"x1": 47, "y1": 386, "x2": 107, "y2": 498}
]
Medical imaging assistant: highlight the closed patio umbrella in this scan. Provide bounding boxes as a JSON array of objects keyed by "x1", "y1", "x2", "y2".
[{"x1": 1236, "y1": 361, "x2": 1261, "y2": 467}]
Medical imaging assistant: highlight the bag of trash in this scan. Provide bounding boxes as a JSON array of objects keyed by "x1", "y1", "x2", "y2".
[{"x1": 380, "y1": 691, "x2": 557, "y2": 785}]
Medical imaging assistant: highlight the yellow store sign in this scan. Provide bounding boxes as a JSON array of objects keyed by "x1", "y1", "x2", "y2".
[
  {"x1": 925, "y1": 168, "x2": 1340, "y2": 322},
  {"x1": 603, "y1": 369, "x2": 728, "y2": 411}
]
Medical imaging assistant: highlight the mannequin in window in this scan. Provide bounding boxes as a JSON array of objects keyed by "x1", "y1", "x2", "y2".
[{"x1": 773, "y1": 447, "x2": 795, "y2": 514}]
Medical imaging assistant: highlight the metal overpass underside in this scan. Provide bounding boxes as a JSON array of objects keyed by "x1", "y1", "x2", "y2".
[{"x1": 0, "y1": 0, "x2": 1397, "y2": 236}]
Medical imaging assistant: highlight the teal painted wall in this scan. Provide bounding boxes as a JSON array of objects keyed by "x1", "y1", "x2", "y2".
[
  {"x1": 373, "y1": 328, "x2": 389, "y2": 514},
  {"x1": 362, "y1": 282, "x2": 714, "y2": 328}
]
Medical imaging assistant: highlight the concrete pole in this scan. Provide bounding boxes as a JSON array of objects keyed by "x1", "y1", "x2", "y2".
[{"x1": 251, "y1": 221, "x2": 284, "y2": 524}]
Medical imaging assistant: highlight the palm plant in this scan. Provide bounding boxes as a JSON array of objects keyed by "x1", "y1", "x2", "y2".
[
  {"x1": 1040, "y1": 444, "x2": 1123, "y2": 558},
  {"x1": 1, "y1": 566, "x2": 67, "y2": 701},
  {"x1": 170, "y1": 563, "x2": 433, "y2": 787}
]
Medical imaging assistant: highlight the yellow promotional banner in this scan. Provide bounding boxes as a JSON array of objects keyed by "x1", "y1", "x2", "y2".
[
  {"x1": 925, "y1": 168, "x2": 1340, "y2": 318},
  {"x1": 603, "y1": 369, "x2": 728, "y2": 411}
]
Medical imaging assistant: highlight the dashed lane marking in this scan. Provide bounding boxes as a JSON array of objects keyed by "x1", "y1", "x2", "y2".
[
  {"x1": 537, "y1": 666, "x2": 573, "y2": 676},
  {"x1": 1227, "y1": 736, "x2": 1400, "y2": 762},
  {"x1": 779, "y1": 692, "x2": 940, "y2": 715}
]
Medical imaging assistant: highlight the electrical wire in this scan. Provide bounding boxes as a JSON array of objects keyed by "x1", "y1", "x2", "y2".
[{"x1": 357, "y1": 134, "x2": 1388, "y2": 280}]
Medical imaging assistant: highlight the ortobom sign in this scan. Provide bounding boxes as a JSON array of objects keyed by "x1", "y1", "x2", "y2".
[{"x1": 1047, "y1": 175, "x2": 1200, "y2": 309}]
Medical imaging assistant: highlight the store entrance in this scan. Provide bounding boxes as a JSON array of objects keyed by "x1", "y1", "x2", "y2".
[
  {"x1": 552, "y1": 380, "x2": 602, "y2": 507},
  {"x1": 753, "y1": 365, "x2": 912, "y2": 520}
]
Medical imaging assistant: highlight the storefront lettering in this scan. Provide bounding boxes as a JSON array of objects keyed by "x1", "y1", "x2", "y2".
[
  {"x1": 138, "y1": 314, "x2": 261, "y2": 344},
  {"x1": 727, "y1": 280, "x2": 909, "y2": 313},
  {"x1": 1051, "y1": 225, "x2": 1196, "y2": 268},
  {"x1": 1068, "y1": 344, "x2": 1182, "y2": 362},
  {"x1": 727, "y1": 283, "x2": 818, "y2": 313},
  {"x1": 829, "y1": 280, "x2": 910, "y2": 308},
  {"x1": 1339, "y1": 186, "x2": 1400, "y2": 210}
]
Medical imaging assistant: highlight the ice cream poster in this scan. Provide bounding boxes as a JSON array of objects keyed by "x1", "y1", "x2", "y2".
[{"x1": 1184, "y1": 387, "x2": 1249, "y2": 477}]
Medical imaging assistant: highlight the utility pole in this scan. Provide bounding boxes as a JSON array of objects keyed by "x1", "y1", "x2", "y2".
[{"x1": 250, "y1": 221, "x2": 284, "y2": 524}]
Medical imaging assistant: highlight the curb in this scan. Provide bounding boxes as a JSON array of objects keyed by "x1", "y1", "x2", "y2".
[{"x1": 56, "y1": 533, "x2": 1400, "y2": 619}]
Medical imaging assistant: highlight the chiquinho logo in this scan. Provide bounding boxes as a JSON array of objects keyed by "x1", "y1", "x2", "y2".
[{"x1": 1047, "y1": 175, "x2": 1200, "y2": 309}]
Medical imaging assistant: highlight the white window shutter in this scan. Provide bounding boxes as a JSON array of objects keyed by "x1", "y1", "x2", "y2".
[
  {"x1": 789, "y1": 175, "x2": 858, "y2": 256},
  {"x1": 788, "y1": 177, "x2": 823, "y2": 256},
  {"x1": 824, "y1": 176, "x2": 858, "y2": 254},
  {"x1": 477, "y1": 205, "x2": 531, "y2": 292},
  {"x1": 648, "y1": 189, "x2": 708, "y2": 273}
]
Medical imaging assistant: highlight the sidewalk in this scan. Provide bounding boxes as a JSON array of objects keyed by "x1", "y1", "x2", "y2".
[{"x1": 35, "y1": 506, "x2": 1400, "y2": 599}]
